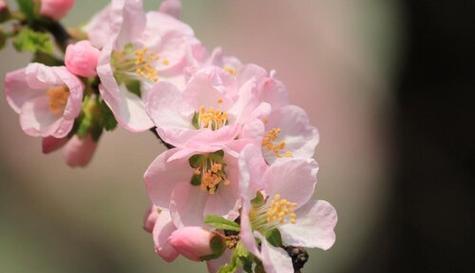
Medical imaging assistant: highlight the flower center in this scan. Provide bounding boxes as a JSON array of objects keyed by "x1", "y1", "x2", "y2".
[
  {"x1": 47, "y1": 86, "x2": 69, "y2": 115},
  {"x1": 223, "y1": 65, "x2": 237, "y2": 76},
  {"x1": 262, "y1": 128, "x2": 293, "y2": 158},
  {"x1": 112, "y1": 44, "x2": 167, "y2": 83},
  {"x1": 189, "y1": 151, "x2": 230, "y2": 194},
  {"x1": 250, "y1": 193, "x2": 297, "y2": 232},
  {"x1": 192, "y1": 106, "x2": 229, "y2": 130},
  {"x1": 266, "y1": 194, "x2": 297, "y2": 225}
]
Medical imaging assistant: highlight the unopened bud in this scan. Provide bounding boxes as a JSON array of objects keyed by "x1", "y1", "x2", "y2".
[
  {"x1": 168, "y1": 227, "x2": 224, "y2": 261},
  {"x1": 63, "y1": 134, "x2": 97, "y2": 168},
  {"x1": 143, "y1": 205, "x2": 160, "y2": 233},
  {"x1": 40, "y1": 0, "x2": 75, "y2": 20},
  {"x1": 65, "y1": 40, "x2": 100, "y2": 77},
  {"x1": 42, "y1": 136, "x2": 68, "y2": 154}
]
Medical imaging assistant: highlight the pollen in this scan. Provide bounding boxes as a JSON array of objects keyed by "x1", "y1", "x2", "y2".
[
  {"x1": 199, "y1": 162, "x2": 229, "y2": 194},
  {"x1": 190, "y1": 151, "x2": 230, "y2": 194},
  {"x1": 223, "y1": 65, "x2": 237, "y2": 76},
  {"x1": 266, "y1": 194, "x2": 297, "y2": 225},
  {"x1": 47, "y1": 86, "x2": 69, "y2": 116},
  {"x1": 197, "y1": 106, "x2": 228, "y2": 130},
  {"x1": 262, "y1": 128, "x2": 293, "y2": 158},
  {"x1": 134, "y1": 48, "x2": 159, "y2": 82}
]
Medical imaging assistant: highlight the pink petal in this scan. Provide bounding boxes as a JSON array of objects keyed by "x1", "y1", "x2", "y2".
[
  {"x1": 279, "y1": 200, "x2": 337, "y2": 250},
  {"x1": 206, "y1": 249, "x2": 232, "y2": 273},
  {"x1": 238, "y1": 144, "x2": 268, "y2": 198},
  {"x1": 144, "y1": 148, "x2": 193, "y2": 209},
  {"x1": 53, "y1": 66, "x2": 84, "y2": 120},
  {"x1": 255, "y1": 233, "x2": 294, "y2": 273},
  {"x1": 97, "y1": 48, "x2": 154, "y2": 132},
  {"x1": 4, "y1": 68, "x2": 41, "y2": 114},
  {"x1": 263, "y1": 159, "x2": 318, "y2": 209},
  {"x1": 19, "y1": 96, "x2": 73, "y2": 138},
  {"x1": 152, "y1": 210, "x2": 179, "y2": 262},
  {"x1": 84, "y1": 4, "x2": 113, "y2": 49},
  {"x1": 170, "y1": 182, "x2": 208, "y2": 228},
  {"x1": 159, "y1": 0, "x2": 182, "y2": 19},
  {"x1": 109, "y1": 0, "x2": 146, "y2": 48},
  {"x1": 264, "y1": 105, "x2": 318, "y2": 164}
]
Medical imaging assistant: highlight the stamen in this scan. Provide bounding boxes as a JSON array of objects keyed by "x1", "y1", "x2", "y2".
[
  {"x1": 266, "y1": 194, "x2": 297, "y2": 225},
  {"x1": 224, "y1": 65, "x2": 237, "y2": 76},
  {"x1": 189, "y1": 152, "x2": 230, "y2": 194},
  {"x1": 262, "y1": 128, "x2": 293, "y2": 158},
  {"x1": 112, "y1": 45, "x2": 160, "y2": 82},
  {"x1": 195, "y1": 106, "x2": 229, "y2": 130},
  {"x1": 47, "y1": 86, "x2": 69, "y2": 115}
]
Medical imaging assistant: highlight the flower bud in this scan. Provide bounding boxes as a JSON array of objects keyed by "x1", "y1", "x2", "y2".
[
  {"x1": 40, "y1": 0, "x2": 75, "y2": 20},
  {"x1": 42, "y1": 136, "x2": 68, "y2": 154},
  {"x1": 63, "y1": 135, "x2": 97, "y2": 168},
  {"x1": 143, "y1": 205, "x2": 160, "y2": 233},
  {"x1": 65, "y1": 40, "x2": 100, "y2": 77},
  {"x1": 0, "y1": 0, "x2": 9, "y2": 23},
  {"x1": 168, "y1": 227, "x2": 224, "y2": 261}
]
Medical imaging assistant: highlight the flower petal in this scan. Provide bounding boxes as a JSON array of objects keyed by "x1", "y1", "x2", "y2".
[
  {"x1": 4, "y1": 68, "x2": 41, "y2": 114},
  {"x1": 255, "y1": 232, "x2": 294, "y2": 273},
  {"x1": 98, "y1": 48, "x2": 154, "y2": 132},
  {"x1": 53, "y1": 66, "x2": 84, "y2": 120},
  {"x1": 109, "y1": 0, "x2": 146, "y2": 48},
  {"x1": 144, "y1": 148, "x2": 193, "y2": 208},
  {"x1": 152, "y1": 210, "x2": 179, "y2": 262},
  {"x1": 170, "y1": 182, "x2": 209, "y2": 227},
  {"x1": 279, "y1": 200, "x2": 337, "y2": 250},
  {"x1": 206, "y1": 249, "x2": 232, "y2": 273},
  {"x1": 263, "y1": 158, "x2": 318, "y2": 209},
  {"x1": 264, "y1": 105, "x2": 318, "y2": 164}
]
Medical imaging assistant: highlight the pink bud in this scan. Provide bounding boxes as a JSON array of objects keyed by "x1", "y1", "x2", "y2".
[
  {"x1": 40, "y1": 0, "x2": 75, "y2": 20},
  {"x1": 168, "y1": 227, "x2": 216, "y2": 261},
  {"x1": 65, "y1": 40, "x2": 100, "y2": 77},
  {"x1": 42, "y1": 136, "x2": 68, "y2": 154},
  {"x1": 63, "y1": 135, "x2": 97, "y2": 168},
  {"x1": 159, "y1": 0, "x2": 181, "y2": 19},
  {"x1": 143, "y1": 205, "x2": 160, "y2": 233},
  {"x1": 0, "y1": 1, "x2": 7, "y2": 11}
]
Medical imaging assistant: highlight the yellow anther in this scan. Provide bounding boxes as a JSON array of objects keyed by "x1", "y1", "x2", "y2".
[
  {"x1": 266, "y1": 194, "x2": 297, "y2": 225},
  {"x1": 217, "y1": 98, "x2": 224, "y2": 104},
  {"x1": 162, "y1": 58, "x2": 170, "y2": 65},
  {"x1": 262, "y1": 128, "x2": 293, "y2": 158},
  {"x1": 224, "y1": 65, "x2": 237, "y2": 76},
  {"x1": 193, "y1": 158, "x2": 229, "y2": 194},
  {"x1": 47, "y1": 86, "x2": 69, "y2": 115},
  {"x1": 197, "y1": 106, "x2": 228, "y2": 130}
]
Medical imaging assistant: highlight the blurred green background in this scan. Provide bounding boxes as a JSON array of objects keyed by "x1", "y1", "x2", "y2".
[{"x1": 0, "y1": 1, "x2": 401, "y2": 273}]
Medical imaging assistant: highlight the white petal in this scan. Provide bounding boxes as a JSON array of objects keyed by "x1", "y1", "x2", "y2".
[
  {"x1": 280, "y1": 200, "x2": 337, "y2": 250},
  {"x1": 255, "y1": 233, "x2": 294, "y2": 273}
]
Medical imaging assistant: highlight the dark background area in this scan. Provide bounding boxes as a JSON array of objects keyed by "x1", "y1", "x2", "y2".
[{"x1": 358, "y1": 1, "x2": 475, "y2": 273}]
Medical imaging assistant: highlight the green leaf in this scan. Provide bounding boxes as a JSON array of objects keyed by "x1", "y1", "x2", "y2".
[
  {"x1": 217, "y1": 243, "x2": 250, "y2": 273},
  {"x1": 188, "y1": 154, "x2": 202, "y2": 168},
  {"x1": 264, "y1": 228, "x2": 283, "y2": 247},
  {"x1": 13, "y1": 27, "x2": 53, "y2": 54},
  {"x1": 209, "y1": 149, "x2": 224, "y2": 161},
  {"x1": 99, "y1": 99, "x2": 118, "y2": 131},
  {"x1": 204, "y1": 215, "x2": 240, "y2": 232},
  {"x1": 200, "y1": 235, "x2": 226, "y2": 261},
  {"x1": 190, "y1": 173, "x2": 202, "y2": 186}
]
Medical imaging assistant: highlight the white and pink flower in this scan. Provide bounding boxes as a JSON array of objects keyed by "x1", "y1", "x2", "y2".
[
  {"x1": 238, "y1": 144, "x2": 337, "y2": 273},
  {"x1": 65, "y1": 40, "x2": 100, "y2": 77},
  {"x1": 4, "y1": 63, "x2": 83, "y2": 138},
  {"x1": 95, "y1": 0, "x2": 206, "y2": 132}
]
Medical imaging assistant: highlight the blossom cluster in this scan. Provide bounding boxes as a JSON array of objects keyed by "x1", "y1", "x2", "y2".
[{"x1": 1, "y1": 1, "x2": 337, "y2": 272}]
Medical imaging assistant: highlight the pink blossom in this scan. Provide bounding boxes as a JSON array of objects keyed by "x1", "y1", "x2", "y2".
[
  {"x1": 145, "y1": 66, "x2": 271, "y2": 149},
  {"x1": 95, "y1": 0, "x2": 206, "y2": 132},
  {"x1": 145, "y1": 146, "x2": 243, "y2": 228},
  {"x1": 65, "y1": 41, "x2": 100, "y2": 77},
  {"x1": 4, "y1": 63, "x2": 83, "y2": 138},
  {"x1": 40, "y1": 0, "x2": 75, "y2": 20},
  {"x1": 63, "y1": 135, "x2": 98, "y2": 168},
  {"x1": 168, "y1": 226, "x2": 216, "y2": 261},
  {"x1": 238, "y1": 144, "x2": 337, "y2": 273}
]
